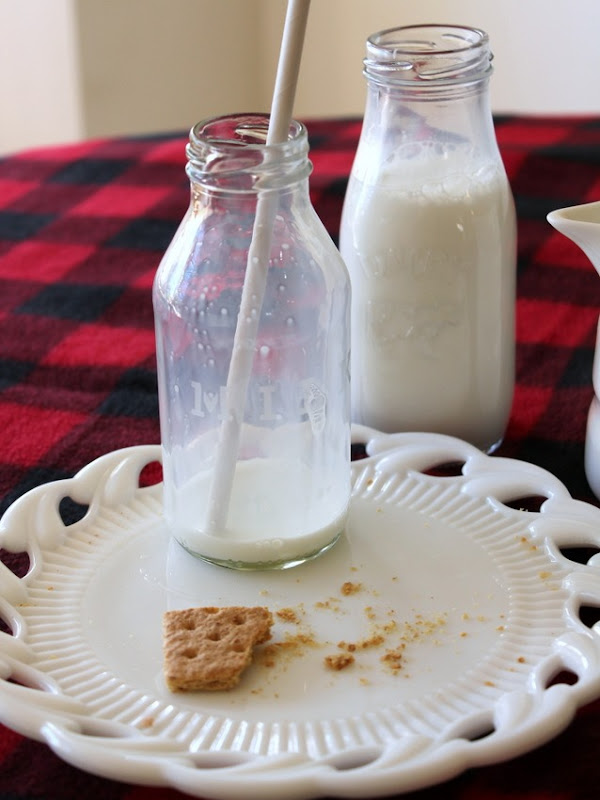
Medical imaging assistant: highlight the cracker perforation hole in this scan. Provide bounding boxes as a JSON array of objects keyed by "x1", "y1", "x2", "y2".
[
  {"x1": 182, "y1": 648, "x2": 198, "y2": 659},
  {"x1": 206, "y1": 630, "x2": 221, "y2": 641}
]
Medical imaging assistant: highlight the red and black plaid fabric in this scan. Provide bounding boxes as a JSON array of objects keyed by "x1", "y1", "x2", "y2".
[{"x1": 1, "y1": 116, "x2": 600, "y2": 799}]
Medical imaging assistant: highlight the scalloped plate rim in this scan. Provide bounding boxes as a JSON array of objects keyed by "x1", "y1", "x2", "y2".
[{"x1": 0, "y1": 427, "x2": 600, "y2": 798}]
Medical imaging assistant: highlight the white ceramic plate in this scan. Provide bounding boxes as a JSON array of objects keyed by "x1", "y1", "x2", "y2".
[{"x1": 2, "y1": 426, "x2": 600, "y2": 799}]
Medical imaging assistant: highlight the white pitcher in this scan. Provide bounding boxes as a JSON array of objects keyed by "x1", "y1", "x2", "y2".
[{"x1": 548, "y1": 201, "x2": 600, "y2": 499}]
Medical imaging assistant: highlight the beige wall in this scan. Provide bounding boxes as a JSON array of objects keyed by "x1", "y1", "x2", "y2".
[
  {"x1": 0, "y1": 0, "x2": 82, "y2": 152},
  {"x1": 289, "y1": 0, "x2": 600, "y2": 118},
  {"x1": 75, "y1": 0, "x2": 262, "y2": 139},
  {"x1": 2, "y1": 0, "x2": 600, "y2": 154}
]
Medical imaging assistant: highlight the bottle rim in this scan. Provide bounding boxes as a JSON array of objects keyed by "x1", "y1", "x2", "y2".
[
  {"x1": 364, "y1": 24, "x2": 492, "y2": 87},
  {"x1": 186, "y1": 112, "x2": 311, "y2": 187}
]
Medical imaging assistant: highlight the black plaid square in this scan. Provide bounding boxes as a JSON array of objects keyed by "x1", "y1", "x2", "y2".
[
  {"x1": 0, "y1": 211, "x2": 54, "y2": 241},
  {"x1": 18, "y1": 283, "x2": 123, "y2": 322},
  {"x1": 50, "y1": 158, "x2": 133, "y2": 185},
  {"x1": 98, "y1": 367, "x2": 158, "y2": 418},
  {"x1": 0, "y1": 358, "x2": 34, "y2": 391},
  {"x1": 108, "y1": 218, "x2": 178, "y2": 251}
]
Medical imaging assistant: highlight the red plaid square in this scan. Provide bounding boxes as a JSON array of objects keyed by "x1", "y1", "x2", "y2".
[
  {"x1": 42, "y1": 323, "x2": 156, "y2": 368},
  {"x1": 0, "y1": 402, "x2": 87, "y2": 466},
  {"x1": 517, "y1": 299, "x2": 598, "y2": 347},
  {"x1": 505, "y1": 385, "x2": 553, "y2": 439},
  {"x1": 0, "y1": 241, "x2": 96, "y2": 283},
  {"x1": 142, "y1": 138, "x2": 187, "y2": 164},
  {"x1": 70, "y1": 185, "x2": 174, "y2": 218},
  {"x1": 310, "y1": 149, "x2": 357, "y2": 181},
  {"x1": 535, "y1": 231, "x2": 595, "y2": 270},
  {"x1": 495, "y1": 117, "x2": 583, "y2": 148},
  {"x1": 0, "y1": 179, "x2": 37, "y2": 208}
]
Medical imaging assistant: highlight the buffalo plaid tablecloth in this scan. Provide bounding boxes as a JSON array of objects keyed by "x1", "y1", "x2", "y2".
[{"x1": 1, "y1": 116, "x2": 600, "y2": 799}]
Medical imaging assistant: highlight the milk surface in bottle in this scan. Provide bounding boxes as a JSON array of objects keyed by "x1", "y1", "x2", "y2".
[{"x1": 340, "y1": 25, "x2": 517, "y2": 452}]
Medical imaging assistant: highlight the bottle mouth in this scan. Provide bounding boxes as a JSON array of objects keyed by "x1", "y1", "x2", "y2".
[
  {"x1": 186, "y1": 113, "x2": 311, "y2": 189},
  {"x1": 364, "y1": 24, "x2": 492, "y2": 86}
]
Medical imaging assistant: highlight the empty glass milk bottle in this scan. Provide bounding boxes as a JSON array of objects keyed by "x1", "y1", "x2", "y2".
[
  {"x1": 153, "y1": 113, "x2": 351, "y2": 569},
  {"x1": 340, "y1": 25, "x2": 516, "y2": 452}
]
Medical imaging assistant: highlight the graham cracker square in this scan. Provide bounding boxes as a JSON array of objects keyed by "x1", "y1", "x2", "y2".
[{"x1": 162, "y1": 606, "x2": 273, "y2": 692}]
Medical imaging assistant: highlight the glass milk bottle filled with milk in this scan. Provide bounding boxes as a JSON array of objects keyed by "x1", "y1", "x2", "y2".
[
  {"x1": 340, "y1": 24, "x2": 516, "y2": 452},
  {"x1": 153, "y1": 113, "x2": 351, "y2": 569}
]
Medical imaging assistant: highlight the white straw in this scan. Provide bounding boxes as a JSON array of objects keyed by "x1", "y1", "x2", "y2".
[{"x1": 205, "y1": 0, "x2": 311, "y2": 534}]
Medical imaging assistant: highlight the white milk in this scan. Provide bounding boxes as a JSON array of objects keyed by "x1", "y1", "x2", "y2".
[
  {"x1": 166, "y1": 456, "x2": 348, "y2": 566},
  {"x1": 340, "y1": 157, "x2": 516, "y2": 451}
]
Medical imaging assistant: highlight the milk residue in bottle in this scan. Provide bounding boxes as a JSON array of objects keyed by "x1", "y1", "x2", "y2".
[{"x1": 340, "y1": 25, "x2": 517, "y2": 452}]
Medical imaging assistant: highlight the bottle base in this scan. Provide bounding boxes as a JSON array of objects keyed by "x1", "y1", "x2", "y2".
[{"x1": 174, "y1": 529, "x2": 344, "y2": 571}]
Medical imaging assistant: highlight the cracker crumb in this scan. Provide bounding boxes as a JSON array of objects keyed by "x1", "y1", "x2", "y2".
[
  {"x1": 315, "y1": 597, "x2": 341, "y2": 612},
  {"x1": 276, "y1": 607, "x2": 299, "y2": 623},
  {"x1": 324, "y1": 653, "x2": 355, "y2": 671},
  {"x1": 341, "y1": 581, "x2": 362, "y2": 596},
  {"x1": 339, "y1": 633, "x2": 385, "y2": 652},
  {"x1": 257, "y1": 630, "x2": 319, "y2": 670},
  {"x1": 381, "y1": 645, "x2": 405, "y2": 674}
]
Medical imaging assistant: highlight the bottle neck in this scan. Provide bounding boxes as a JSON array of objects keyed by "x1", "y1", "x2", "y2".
[
  {"x1": 355, "y1": 25, "x2": 500, "y2": 181},
  {"x1": 362, "y1": 71, "x2": 495, "y2": 142},
  {"x1": 186, "y1": 113, "x2": 312, "y2": 196}
]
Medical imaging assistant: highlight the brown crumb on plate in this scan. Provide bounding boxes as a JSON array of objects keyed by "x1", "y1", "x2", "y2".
[{"x1": 324, "y1": 653, "x2": 355, "y2": 671}]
